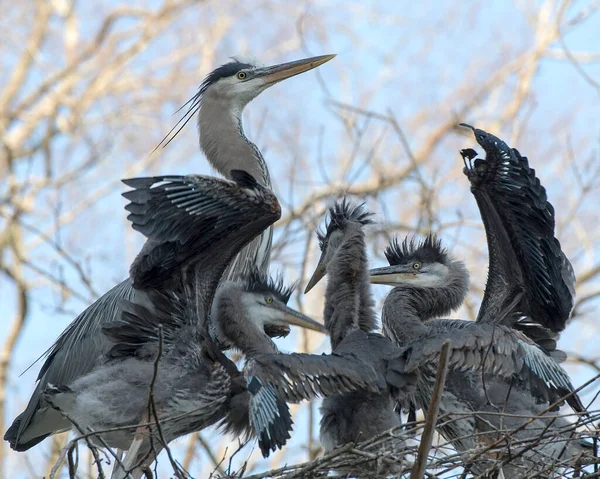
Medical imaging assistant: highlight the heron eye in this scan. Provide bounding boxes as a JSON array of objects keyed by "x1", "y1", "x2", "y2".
[
  {"x1": 237, "y1": 72, "x2": 247, "y2": 80},
  {"x1": 266, "y1": 297, "x2": 273, "y2": 304},
  {"x1": 412, "y1": 262, "x2": 421, "y2": 270}
]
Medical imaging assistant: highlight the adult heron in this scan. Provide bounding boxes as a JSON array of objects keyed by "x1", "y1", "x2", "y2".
[
  {"x1": 5, "y1": 53, "x2": 335, "y2": 452},
  {"x1": 369, "y1": 127, "x2": 592, "y2": 476}
]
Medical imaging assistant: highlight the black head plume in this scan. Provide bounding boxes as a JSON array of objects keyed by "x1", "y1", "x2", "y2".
[
  {"x1": 317, "y1": 198, "x2": 374, "y2": 249},
  {"x1": 155, "y1": 60, "x2": 254, "y2": 151},
  {"x1": 384, "y1": 233, "x2": 448, "y2": 266},
  {"x1": 244, "y1": 268, "x2": 295, "y2": 304},
  {"x1": 199, "y1": 60, "x2": 254, "y2": 93}
]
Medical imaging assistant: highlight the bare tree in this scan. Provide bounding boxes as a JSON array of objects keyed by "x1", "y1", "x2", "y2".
[{"x1": 1, "y1": 0, "x2": 600, "y2": 477}]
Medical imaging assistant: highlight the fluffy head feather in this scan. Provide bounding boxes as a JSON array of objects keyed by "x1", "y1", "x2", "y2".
[
  {"x1": 317, "y1": 199, "x2": 374, "y2": 249},
  {"x1": 384, "y1": 234, "x2": 448, "y2": 266},
  {"x1": 244, "y1": 268, "x2": 295, "y2": 304}
]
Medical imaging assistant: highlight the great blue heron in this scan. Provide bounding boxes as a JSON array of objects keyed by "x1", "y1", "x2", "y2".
[
  {"x1": 303, "y1": 200, "x2": 418, "y2": 459},
  {"x1": 5, "y1": 54, "x2": 335, "y2": 452},
  {"x1": 369, "y1": 126, "x2": 592, "y2": 475}
]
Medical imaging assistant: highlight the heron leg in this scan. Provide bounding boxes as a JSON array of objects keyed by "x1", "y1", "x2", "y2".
[{"x1": 110, "y1": 421, "x2": 150, "y2": 479}]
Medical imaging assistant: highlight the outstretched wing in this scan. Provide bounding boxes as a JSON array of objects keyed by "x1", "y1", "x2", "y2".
[
  {"x1": 122, "y1": 170, "x2": 281, "y2": 333},
  {"x1": 245, "y1": 352, "x2": 383, "y2": 457},
  {"x1": 246, "y1": 330, "x2": 420, "y2": 450},
  {"x1": 402, "y1": 320, "x2": 582, "y2": 412},
  {"x1": 247, "y1": 352, "x2": 386, "y2": 404},
  {"x1": 461, "y1": 126, "x2": 575, "y2": 338}
]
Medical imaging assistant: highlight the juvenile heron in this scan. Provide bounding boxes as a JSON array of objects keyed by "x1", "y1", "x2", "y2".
[
  {"x1": 304, "y1": 200, "x2": 418, "y2": 460},
  {"x1": 369, "y1": 126, "x2": 592, "y2": 476},
  {"x1": 5, "y1": 54, "x2": 335, "y2": 452}
]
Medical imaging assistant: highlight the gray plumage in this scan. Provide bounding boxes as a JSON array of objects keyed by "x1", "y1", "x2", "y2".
[
  {"x1": 370, "y1": 126, "x2": 591, "y2": 476},
  {"x1": 374, "y1": 239, "x2": 590, "y2": 475},
  {"x1": 39, "y1": 171, "x2": 297, "y2": 475},
  {"x1": 305, "y1": 199, "x2": 418, "y2": 458},
  {"x1": 5, "y1": 54, "x2": 334, "y2": 451},
  {"x1": 44, "y1": 277, "x2": 297, "y2": 475}
]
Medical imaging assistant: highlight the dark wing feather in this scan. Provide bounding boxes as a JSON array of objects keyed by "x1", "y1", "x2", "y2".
[
  {"x1": 245, "y1": 352, "x2": 383, "y2": 456},
  {"x1": 247, "y1": 377, "x2": 293, "y2": 457},
  {"x1": 403, "y1": 320, "x2": 580, "y2": 408},
  {"x1": 246, "y1": 352, "x2": 386, "y2": 404},
  {"x1": 248, "y1": 329, "x2": 420, "y2": 403},
  {"x1": 245, "y1": 331, "x2": 420, "y2": 451},
  {"x1": 462, "y1": 127, "x2": 575, "y2": 336},
  {"x1": 122, "y1": 171, "x2": 280, "y2": 332},
  {"x1": 101, "y1": 290, "x2": 189, "y2": 359}
]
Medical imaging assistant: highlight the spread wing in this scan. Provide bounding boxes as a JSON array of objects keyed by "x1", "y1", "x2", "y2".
[
  {"x1": 462, "y1": 126, "x2": 575, "y2": 340},
  {"x1": 246, "y1": 330, "x2": 420, "y2": 450},
  {"x1": 245, "y1": 352, "x2": 383, "y2": 457},
  {"x1": 122, "y1": 170, "x2": 281, "y2": 334},
  {"x1": 246, "y1": 352, "x2": 386, "y2": 404},
  {"x1": 401, "y1": 319, "x2": 582, "y2": 412}
]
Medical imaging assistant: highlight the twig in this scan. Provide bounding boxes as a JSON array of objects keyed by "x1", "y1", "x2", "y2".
[
  {"x1": 411, "y1": 340, "x2": 451, "y2": 479},
  {"x1": 459, "y1": 373, "x2": 600, "y2": 469},
  {"x1": 48, "y1": 412, "x2": 106, "y2": 479},
  {"x1": 146, "y1": 325, "x2": 186, "y2": 478},
  {"x1": 198, "y1": 433, "x2": 226, "y2": 477}
]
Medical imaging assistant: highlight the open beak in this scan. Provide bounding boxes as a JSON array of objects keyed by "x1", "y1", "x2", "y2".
[
  {"x1": 369, "y1": 265, "x2": 416, "y2": 285},
  {"x1": 257, "y1": 54, "x2": 336, "y2": 85},
  {"x1": 277, "y1": 305, "x2": 327, "y2": 333},
  {"x1": 304, "y1": 252, "x2": 327, "y2": 294}
]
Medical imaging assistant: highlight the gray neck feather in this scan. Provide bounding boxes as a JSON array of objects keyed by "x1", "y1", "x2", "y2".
[
  {"x1": 211, "y1": 284, "x2": 278, "y2": 356},
  {"x1": 198, "y1": 89, "x2": 273, "y2": 284},
  {"x1": 408, "y1": 259, "x2": 469, "y2": 320},
  {"x1": 325, "y1": 223, "x2": 377, "y2": 349},
  {"x1": 198, "y1": 92, "x2": 271, "y2": 188},
  {"x1": 382, "y1": 259, "x2": 469, "y2": 345},
  {"x1": 381, "y1": 289, "x2": 428, "y2": 346}
]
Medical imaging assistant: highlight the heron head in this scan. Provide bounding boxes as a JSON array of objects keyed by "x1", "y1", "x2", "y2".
[
  {"x1": 200, "y1": 54, "x2": 335, "y2": 112},
  {"x1": 242, "y1": 270, "x2": 326, "y2": 334},
  {"x1": 369, "y1": 234, "x2": 453, "y2": 288},
  {"x1": 305, "y1": 199, "x2": 374, "y2": 293}
]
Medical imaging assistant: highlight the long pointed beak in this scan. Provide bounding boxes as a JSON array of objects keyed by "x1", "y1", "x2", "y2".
[
  {"x1": 279, "y1": 305, "x2": 327, "y2": 333},
  {"x1": 257, "y1": 54, "x2": 336, "y2": 85},
  {"x1": 304, "y1": 253, "x2": 327, "y2": 294},
  {"x1": 369, "y1": 266, "x2": 415, "y2": 285}
]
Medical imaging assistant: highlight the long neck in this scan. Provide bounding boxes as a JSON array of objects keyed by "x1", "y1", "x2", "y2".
[
  {"x1": 198, "y1": 93, "x2": 271, "y2": 188},
  {"x1": 403, "y1": 260, "x2": 469, "y2": 321},
  {"x1": 324, "y1": 223, "x2": 377, "y2": 349},
  {"x1": 212, "y1": 284, "x2": 278, "y2": 357},
  {"x1": 198, "y1": 93, "x2": 273, "y2": 282},
  {"x1": 381, "y1": 288, "x2": 428, "y2": 346}
]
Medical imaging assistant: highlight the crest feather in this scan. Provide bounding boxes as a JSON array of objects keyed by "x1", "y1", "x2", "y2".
[
  {"x1": 384, "y1": 233, "x2": 448, "y2": 265},
  {"x1": 317, "y1": 198, "x2": 374, "y2": 249},
  {"x1": 244, "y1": 268, "x2": 295, "y2": 304}
]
